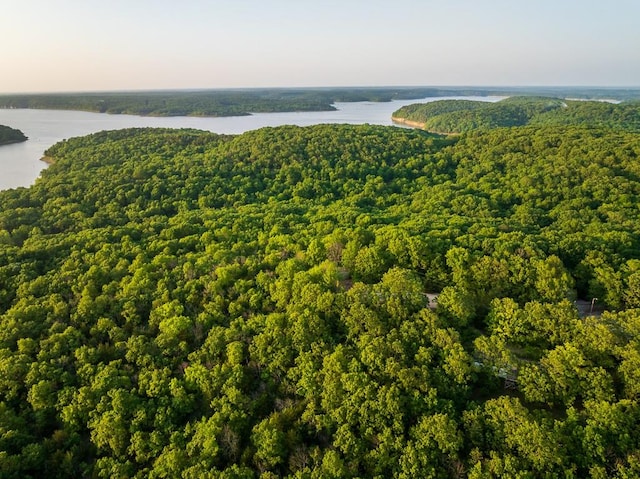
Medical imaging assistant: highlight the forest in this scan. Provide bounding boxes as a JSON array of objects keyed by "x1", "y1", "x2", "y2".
[
  {"x1": 1, "y1": 86, "x2": 639, "y2": 118},
  {"x1": 0, "y1": 125, "x2": 27, "y2": 146},
  {"x1": 1, "y1": 108, "x2": 640, "y2": 477},
  {"x1": 392, "y1": 96, "x2": 640, "y2": 134}
]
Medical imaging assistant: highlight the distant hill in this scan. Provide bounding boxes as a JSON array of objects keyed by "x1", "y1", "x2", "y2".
[
  {"x1": 393, "y1": 96, "x2": 640, "y2": 133},
  {"x1": 0, "y1": 124, "x2": 27, "y2": 146}
]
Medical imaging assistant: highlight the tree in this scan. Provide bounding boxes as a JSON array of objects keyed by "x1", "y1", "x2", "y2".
[
  {"x1": 398, "y1": 413, "x2": 462, "y2": 478},
  {"x1": 534, "y1": 255, "x2": 575, "y2": 303}
]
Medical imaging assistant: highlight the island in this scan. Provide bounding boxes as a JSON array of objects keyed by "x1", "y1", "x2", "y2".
[{"x1": 0, "y1": 124, "x2": 27, "y2": 145}]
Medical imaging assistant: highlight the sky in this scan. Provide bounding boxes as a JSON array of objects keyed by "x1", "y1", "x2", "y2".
[{"x1": 1, "y1": 0, "x2": 639, "y2": 93}]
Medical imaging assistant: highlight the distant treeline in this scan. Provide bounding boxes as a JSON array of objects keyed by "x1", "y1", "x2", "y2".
[
  {"x1": 393, "y1": 96, "x2": 640, "y2": 134},
  {"x1": 0, "y1": 124, "x2": 27, "y2": 146},
  {"x1": 0, "y1": 86, "x2": 639, "y2": 117},
  {"x1": 0, "y1": 88, "x2": 462, "y2": 117}
]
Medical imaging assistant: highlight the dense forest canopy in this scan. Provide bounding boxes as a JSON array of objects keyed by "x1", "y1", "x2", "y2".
[
  {"x1": 1, "y1": 86, "x2": 639, "y2": 117},
  {"x1": 0, "y1": 124, "x2": 27, "y2": 146},
  {"x1": 393, "y1": 96, "x2": 640, "y2": 134},
  {"x1": 2, "y1": 117, "x2": 640, "y2": 477}
]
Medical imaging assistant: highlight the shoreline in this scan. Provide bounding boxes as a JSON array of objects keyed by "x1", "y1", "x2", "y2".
[
  {"x1": 40, "y1": 155, "x2": 55, "y2": 165},
  {"x1": 0, "y1": 138, "x2": 28, "y2": 147},
  {"x1": 391, "y1": 116, "x2": 426, "y2": 129},
  {"x1": 392, "y1": 116, "x2": 458, "y2": 136}
]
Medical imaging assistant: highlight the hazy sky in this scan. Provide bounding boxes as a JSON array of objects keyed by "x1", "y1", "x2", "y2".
[{"x1": 2, "y1": 0, "x2": 639, "y2": 93}]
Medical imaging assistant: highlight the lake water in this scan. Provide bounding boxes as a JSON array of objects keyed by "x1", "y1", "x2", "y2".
[{"x1": 0, "y1": 96, "x2": 503, "y2": 190}]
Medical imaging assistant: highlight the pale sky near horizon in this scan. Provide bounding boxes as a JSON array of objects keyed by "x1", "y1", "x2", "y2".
[{"x1": 1, "y1": 0, "x2": 638, "y2": 93}]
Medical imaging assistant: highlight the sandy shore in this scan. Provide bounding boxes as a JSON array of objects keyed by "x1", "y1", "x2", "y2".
[
  {"x1": 392, "y1": 116, "x2": 458, "y2": 136},
  {"x1": 391, "y1": 116, "x2": 426, "y2": 129}
]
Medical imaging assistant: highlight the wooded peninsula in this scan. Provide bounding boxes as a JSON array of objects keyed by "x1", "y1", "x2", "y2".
[
  {"x1": 0, "y1": 125, "x2": 27, "y2": 146},
  {"x1": 1, "y1": 96, "x2": 640, "y2": 477},
  {"x1": 392, "y1": 96, "x2": 640, "y2": 134}
]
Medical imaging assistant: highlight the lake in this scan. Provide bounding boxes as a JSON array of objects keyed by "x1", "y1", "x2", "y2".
[{"x1": 0, "y1": 96, "x2": 503, "y2": 190}]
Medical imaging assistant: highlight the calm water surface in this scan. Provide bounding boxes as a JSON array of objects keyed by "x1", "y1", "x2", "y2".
[{"x1": 0, "y1": 96, "x2": 503, "y2": 190}]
